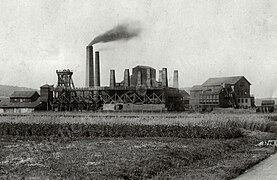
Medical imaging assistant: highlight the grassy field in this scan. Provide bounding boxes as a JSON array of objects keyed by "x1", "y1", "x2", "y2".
[
  {"x1": 0, "y1": 112, "x2": 274, "y2": 126},
  {"x1": 0, "y1": 112, "x2": 277, "y2": 179},
  {"x1": 0, "y1": 133, "x2": 275, "y2": 179}
]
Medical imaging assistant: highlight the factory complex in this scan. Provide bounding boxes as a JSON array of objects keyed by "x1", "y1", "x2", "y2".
[{"x1": 0, "y1": 44, "x2": 261, "y2": 113}]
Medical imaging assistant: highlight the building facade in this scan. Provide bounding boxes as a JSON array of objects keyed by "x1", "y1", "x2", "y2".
[
  {"x1": 190, "y1": 76, "x2": 252, "y2": 109},
  {"x1": 0, "y1": 91, "x2": 41, "y2": 113}
]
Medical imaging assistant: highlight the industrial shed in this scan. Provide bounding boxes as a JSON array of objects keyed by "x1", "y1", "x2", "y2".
[
  {"x1": 0, "y1": 91, "x2": 41, "y2": 113},
  {"x1": 190, "y1": 76, "x2": 253, "y2": 109}
]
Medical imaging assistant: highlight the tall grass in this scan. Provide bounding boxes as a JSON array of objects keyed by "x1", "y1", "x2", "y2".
[
  {"x1": 0, "y1": 113, "x2": 275, "y2": 138},
  {"x1": 0, "y1": 122, "x2": 243, "y2": 139},
  {"x1": 0, "y1": 113, "x2": 272, "y2": 126}
]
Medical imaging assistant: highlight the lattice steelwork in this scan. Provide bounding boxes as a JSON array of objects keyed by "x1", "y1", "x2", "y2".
[{"x1": 52, "y1": 70, "x2": 166, "y2": 111}]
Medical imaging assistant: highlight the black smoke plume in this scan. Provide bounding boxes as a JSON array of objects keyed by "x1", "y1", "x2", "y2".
[{"x1": 89, "y1": 21, "x2": 141, "y2": 45}]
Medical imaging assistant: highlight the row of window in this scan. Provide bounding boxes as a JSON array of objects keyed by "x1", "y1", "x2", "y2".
[
  {"x1": 237, "y1": 98, "x2": 249, "y2": 104},
  {"x1": 200, "y1": 102, "x2": 219, "y2": 105},
  {"x1": 12, "y1": 98, "x2": 28, "y2": 102},
  {"x1": 200, "y1": 94, "x2": 219, "y2": 99}
]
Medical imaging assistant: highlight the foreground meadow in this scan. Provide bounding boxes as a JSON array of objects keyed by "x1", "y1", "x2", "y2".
[{"x1": 0, "y1": 112, "x2": 277, "y2": 179}]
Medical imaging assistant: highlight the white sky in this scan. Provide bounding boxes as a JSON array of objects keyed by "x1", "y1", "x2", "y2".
[{"x1": 0, "y1": 0, "x2": 277, "y2": 98}]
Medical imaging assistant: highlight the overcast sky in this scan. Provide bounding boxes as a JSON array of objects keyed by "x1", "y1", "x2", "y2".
[{"x1": 0, "y1": 0, "x2": 277, "y2": 98}]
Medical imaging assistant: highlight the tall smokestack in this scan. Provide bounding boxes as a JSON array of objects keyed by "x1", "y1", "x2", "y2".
[
  {"x1": 173, "y1": 70, "x2": 179, "y2": 89},
  {"x1": 110, "y1": 69, "x2": 116, "y2": 88},
  {"x1": 124, "y1": 69, "x2": 130, "y2": 87},
  {"x1": 162, "y1": 68, "x2": 168, "y2": 87},
  {"x1": 95, "y1": 51, "x2": 100, "y2": 87},
  {"x1": 86, "y1": 46, "x2": 94, "y2": 87},
  {"x1": 86, "y1": 53, "x2": 89, "y2": 87}
]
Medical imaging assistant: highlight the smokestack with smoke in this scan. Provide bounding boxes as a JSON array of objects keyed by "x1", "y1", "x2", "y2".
[{"x1": 89, "y1": 21, "x2": 142, "y2": 45}]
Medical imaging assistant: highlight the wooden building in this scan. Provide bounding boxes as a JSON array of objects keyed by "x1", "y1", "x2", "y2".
[{"x1": 0, "y1": 91, "x2": 41, "y2": 113}]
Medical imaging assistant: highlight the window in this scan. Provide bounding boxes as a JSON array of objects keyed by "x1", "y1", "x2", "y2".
[
  {"x1": 245, "y1": 99, "x2": 248, "y2": 103},
  {"x1": 238, "y1": 99, "x2": 240, "y2": 103},
  {"x1": 241, "y1": 99, "x2": 244, "y2": 103}
]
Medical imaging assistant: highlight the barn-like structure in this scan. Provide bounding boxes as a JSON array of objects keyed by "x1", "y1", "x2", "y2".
[
  {"x1": 190, "y1": 76, "x2": 254, "y2": 110},
  {"x1": 0, "y1": 91, "x2": 41, "y2": 113}
]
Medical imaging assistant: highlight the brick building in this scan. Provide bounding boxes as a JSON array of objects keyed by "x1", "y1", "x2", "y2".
[{"x1": 190, "y1": 76, "x2": 253, "y2": 109}]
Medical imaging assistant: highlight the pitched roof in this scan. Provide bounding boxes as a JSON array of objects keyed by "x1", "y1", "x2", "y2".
[
  {"x1": 190, "y1": 85, "x2": 203, "y2": 91},
  {"x1": 202, "y1": 76, "x2": 251, "y2": 86},
  {"x1": 0, "y1": 98, "x2": 41, "y2": 108},
  {"x1": 202, "y1": 86, "x2": 222, "y2": 94},
  {"x1": 179, "y1": 90, "x2": 190, "y2": 99},
  {"x1": 10, "y1": 91, "x2": 39, "y2": 98}
]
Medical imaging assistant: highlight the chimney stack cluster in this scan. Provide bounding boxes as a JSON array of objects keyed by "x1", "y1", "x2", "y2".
[
  {"x1": 108, "y1": 67, "x2": 179, "y2": 89},
  {"x1": 158, "y1": 68, "x2": 179, "y2": 89},
  {"x1": 86, "y1": 46, "x2": 101, "y2": 87},
  {"x1": 86, "y1": 46, "x2": 179, "y2": 89}
]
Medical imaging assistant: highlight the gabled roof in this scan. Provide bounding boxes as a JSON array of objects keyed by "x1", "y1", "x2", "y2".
[
  {"x1": 10, "y1": 91, "x2": 39, "y2": 99},
  {"x1": 202, "y1": 76, "x2": 251, "y2": 86},
  {"x1": 179, "y1": 89, "x2": 190, "y2": 99}
]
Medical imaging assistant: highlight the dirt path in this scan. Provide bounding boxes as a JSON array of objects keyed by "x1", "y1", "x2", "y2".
[{"x1": 235, "y1": 153, "x2": 277, "y2": 180}]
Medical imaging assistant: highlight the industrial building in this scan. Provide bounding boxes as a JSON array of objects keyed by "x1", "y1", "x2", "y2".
[
  {"x1": 190, "y1": 76, "x2": 254, "y2": 110},
  {"x1": 35, "y1": 45, "x2": 189, "y2": 112},
  {"x1": 1, "y1": 43, "x2": 258, "y2": 113},
  {"x1": 0, "y1": 91, "x2": 41, "y2": 113},
  {"x1": 0, "y1": 42, "x2": 255, "y2": 113}
]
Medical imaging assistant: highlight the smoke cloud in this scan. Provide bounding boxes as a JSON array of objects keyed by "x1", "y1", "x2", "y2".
[{"x1": 89, "y1": 21, "x2": 142, "y2": 45}]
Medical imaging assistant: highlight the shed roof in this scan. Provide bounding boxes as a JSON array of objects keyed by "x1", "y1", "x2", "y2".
[
  {"x1": 202, "y1": 76, "x2": 251, "y2": 86},
  {"x1": 10, "y1": 91, "x2": 39, "y2": 98}
]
